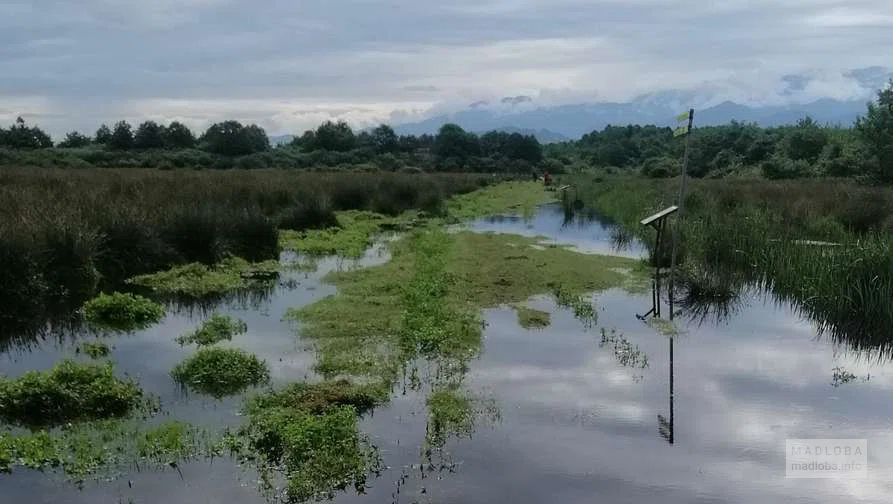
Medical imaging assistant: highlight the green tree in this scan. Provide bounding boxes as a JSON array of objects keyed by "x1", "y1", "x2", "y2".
[
  {"x1": 164, "y1": 121, "x2": 196, "y2": 149},
  {"x1": 371, "y1": 124, "x2": 399, "y2": 154},
  {"x1": 58, "y1": 131, "x2": 92, "y2": 148},
  {"x1": 855, "y1": 80, "x2": 893, "y2": 182},
  {"x1": 783, "y1": 117, "x2": 828, "y2": 163},
  {"x1": 200, "y1": 121, "x2": 269, "y2": 156},
  {"x1": 0, "y1": 117, "x2": 53, "y2": 148},
  {"x1": 433, "y1": 123, "x2": 480, "y2": 159},
  {"x1": 314, "y1": 121, "x2": 356, "y2": 151},
  {"x1": 94, "y1": 124, "x2": 112, "y2": 144},
  {"x1": 108, "y1": 120, "x2": 134, "y2": 150},
  {"x1": 133, "y1": 121, "x2": 166, "y2": 149}
]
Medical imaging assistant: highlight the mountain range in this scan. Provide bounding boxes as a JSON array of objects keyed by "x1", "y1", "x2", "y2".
[{"x1": 392, "y1": 66, "x2": 893, "y2": 142}]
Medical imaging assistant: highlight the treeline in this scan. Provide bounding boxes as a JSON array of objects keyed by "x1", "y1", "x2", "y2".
[
  {"x1": 0, "y1": 117, "x2": 544, "y2": 173},
  {"x1": 548, "y1": 80, "x2": 893, "y2": 182}
]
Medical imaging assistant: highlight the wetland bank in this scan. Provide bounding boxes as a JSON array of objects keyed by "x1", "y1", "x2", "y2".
[{"x1": 3, "y1": 171, "x2": 893, "y2": 504}]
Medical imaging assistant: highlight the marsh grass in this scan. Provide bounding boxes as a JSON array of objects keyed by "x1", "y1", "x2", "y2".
[
  {"x1": 176, "y1": 314, "x2": 248, "y2": 347},
  {"x1": 170, "y1": 347, "x2": 270, "y2": 398},
  {"x1": 0, "y1": 359, "x2": 145, "y2": 428},
  {"x1": 279, "y1": 210, "x2": 414, "y2": 258},
  {"x1": 81, "y1": 292, "x2": 165, "y2": 332},
  {"x1": 0, "y1": 169, "x2": 492, "y2": 350},
  {"x1": 76, "y1": 341, "x2": 111, "y2": 359},
  {"x1": 570, "y1": 176, "x2": 893, "y2": 354}
]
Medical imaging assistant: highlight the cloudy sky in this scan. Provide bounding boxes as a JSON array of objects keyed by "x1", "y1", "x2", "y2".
[{"x1": 3, "y1": 0, "x2": 893, "y2": 137}]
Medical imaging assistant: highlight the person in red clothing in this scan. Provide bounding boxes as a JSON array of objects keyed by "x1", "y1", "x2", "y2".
[{"x1": 543, "y1": 171, "x2": 552, "y2": 186}]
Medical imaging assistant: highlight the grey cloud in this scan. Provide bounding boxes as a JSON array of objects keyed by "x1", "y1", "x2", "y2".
[{"x1": 2, "y1": 0, "x2": 892, "y2": 136}]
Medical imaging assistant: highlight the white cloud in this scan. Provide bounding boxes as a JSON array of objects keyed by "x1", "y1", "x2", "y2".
[{"x1": 2, "y1": 0, "x2": 892, "y2": 136}]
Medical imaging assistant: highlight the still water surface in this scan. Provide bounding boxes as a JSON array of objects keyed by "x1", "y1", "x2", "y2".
[{"x1": 2, "y1": 203, "x2": 892, "y2": 504}]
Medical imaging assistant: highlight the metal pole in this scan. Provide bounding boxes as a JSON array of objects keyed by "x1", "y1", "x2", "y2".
[
  {"x1": 669, "y1": 336, "x2": 675, "y2": 444},
  {"x1": 668, "y1": 109, "x2": 694, "y2": 322}
]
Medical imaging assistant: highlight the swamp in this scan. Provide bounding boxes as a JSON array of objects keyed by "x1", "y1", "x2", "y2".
[{"x1": 2, "y1": 170, "x2": 893, "y2": 504}]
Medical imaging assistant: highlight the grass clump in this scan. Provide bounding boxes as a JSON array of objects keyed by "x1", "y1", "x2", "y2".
[
  {"x1": 0, "y1": 359, "x2": 144, "y2": 428},
  {"x1": 76, "y1": 341, "x2": 111, "y2": 359},
  {"x1": 513, "y1": 304, "x2": 552, "y2": 329},
  {"x1": 223, "y1": 379, "x2": 386, "y2": 502},
  {"x1": 171, "y1": 347, "x2": 270, "y2": 398},
  {"x1": 176, "y1": 314, "x2": 248, "y2": 346},
  {"x1": 128, "y1": 256, "x2": 279, "y2": 298},
  {"x1": 81, "y1": 292, "x2": 165, "y2": 332}
]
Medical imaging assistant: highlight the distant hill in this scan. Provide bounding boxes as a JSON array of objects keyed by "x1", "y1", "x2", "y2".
[
  {"x1": 392, "y1": 66, "x2": 892, "y2": 140},
  {"x1": 474, "y1": 127, "x2": 569, "y2": 144},
  {"x1": 269, "y1": 134, "x2": 295, "y2": 146}
]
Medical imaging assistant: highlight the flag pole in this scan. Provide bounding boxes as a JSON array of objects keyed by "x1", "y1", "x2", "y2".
[{"x1": 668, "y1": 109, "x2": 693, "y2": 322}]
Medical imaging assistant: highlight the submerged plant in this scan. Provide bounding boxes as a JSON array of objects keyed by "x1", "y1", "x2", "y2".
[
  {"x1": 76, "y1": 341, "x2": 111, "y2": 359},
  {"x1": 81, "y1": 292, "x2": 165, "y2": 332},
  {"x1": 176, "y1": 314, "x2": 248, "y2": 347},
  {"x1": 171, "y1": 347, "x2": 270, "y2": 398},
  {"x1": 553, "y1": 285, "x2": 597, "y2": 328},
  {"x1": 0, "y1": 359, "x2": 145, "y2": 428},
  {"x1": 513, "y1": 304, "x2": 552, "y2": 329}
]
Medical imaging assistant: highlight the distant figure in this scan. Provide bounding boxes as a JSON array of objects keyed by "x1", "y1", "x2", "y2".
[
  {"x1": 543, "y1": 171, "x2": 552, "y2": 186},
  {"x1": 532, "y1": 171, "x2": 538, "y2": 181}
]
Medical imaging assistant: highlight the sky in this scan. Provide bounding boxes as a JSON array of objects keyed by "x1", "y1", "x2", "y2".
[{"x1": 3, "y1": 0, "x2": 893, "y2": 138}]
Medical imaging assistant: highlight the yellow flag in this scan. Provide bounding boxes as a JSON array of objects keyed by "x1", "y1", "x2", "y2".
[
  {"x1": 673, "y1": 125, "x2": 688, "y2": 138},
  {"x1": 676, "y1": 111, "x2": 690, "y2": 123}
]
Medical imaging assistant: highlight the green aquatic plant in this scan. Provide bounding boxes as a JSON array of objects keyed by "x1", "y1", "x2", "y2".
[
  {"x1": 553, "y1": 285, "x2": 597, "y2": 328},
  {"x1": 0, "y1": 359, "x2": 145, "y2": 428},
  {"x1": 279, "y1": 210, "x2": 413, "y2": 258},
  {"x1": 224, "y1": 379, "x2": 386, "y2": 503},
  {"x1": 128, "y1": 256, "x2": 279, "y2": 298},
  {"x1": 76, "y1": 341, "x2": 111, "y2": 359},
  {"x1": 170, "y1": 347, "x2": 270, "y2": 398},
  {"x1": 81, "y1": 292, "x2": 165, "y2": 332},
  {"x1": 175, "y1": 314, "x2": 248, "y2": 347},
  {"x1": 0, "y1": 420, "x2": 214, "y2": 483}
]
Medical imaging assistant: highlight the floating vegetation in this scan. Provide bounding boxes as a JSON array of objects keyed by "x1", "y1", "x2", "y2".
[
  {"x1": 175, "y1": 314, "x2": 248, "y2": 347},
  {"x1": 599, "y1": 328, "x2": 649, "y2": 370},
  {"x1": 128, "y1": 256, "x2": 279, "y2": 298},
  {"x1": 81, "y1": 292, "x2": 165, "y2": 332},
  {"x1": 513, "y1": 304, "x2": 552, "y2": 329},
  {"x1": 0, "y1": 359, "x2": 145, "y2": 428},
  {"x1": 223, "y1": 380, "x2": 385, "y2": 503},
  {"x1": 171, "y1": 347, "x2": 270, "y2": 398},
  {"x1": 0, "y1": 420, "x2": 214, "y2": 484},
  {"x1": 76, "y1": 341, "x2": 111, "y2": 359}
]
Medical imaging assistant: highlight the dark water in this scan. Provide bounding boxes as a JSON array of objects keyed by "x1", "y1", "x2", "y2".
[{"x1": 3, "y1": 205, "x2": 893, "y2": 504}]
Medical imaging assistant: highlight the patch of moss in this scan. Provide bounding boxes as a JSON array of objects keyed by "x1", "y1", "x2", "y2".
[
  {"x1": 82, "y1": 292, "x2": 165, "y2": 332},
  {"x1": 279, "y1": 210, "x2": 416, "y2": 258},
  {"x1": 76, "y1": 341, "x2": 111, "y2": 359},
  {"x1": 446, "y1": 181, "x2": 553, "y2": 221},
  {"x1": 171, "y1": 347, "x2": 270, "y2": 398},
  {"x1": 0, "y1": 420, "x2": 214, "y2": 483},
  {"x1": 513, "y1": 304, "x2": 552, "y2": 329},
  {"x1": 176, "y1": 314, "x2": 248, "y2": 347},
  {"x1": 127, "y1": 256, "x2": 279, "y2": 298},
  {"x1": 0, "y1": 359, "x2": 145, "y2": 428}
]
